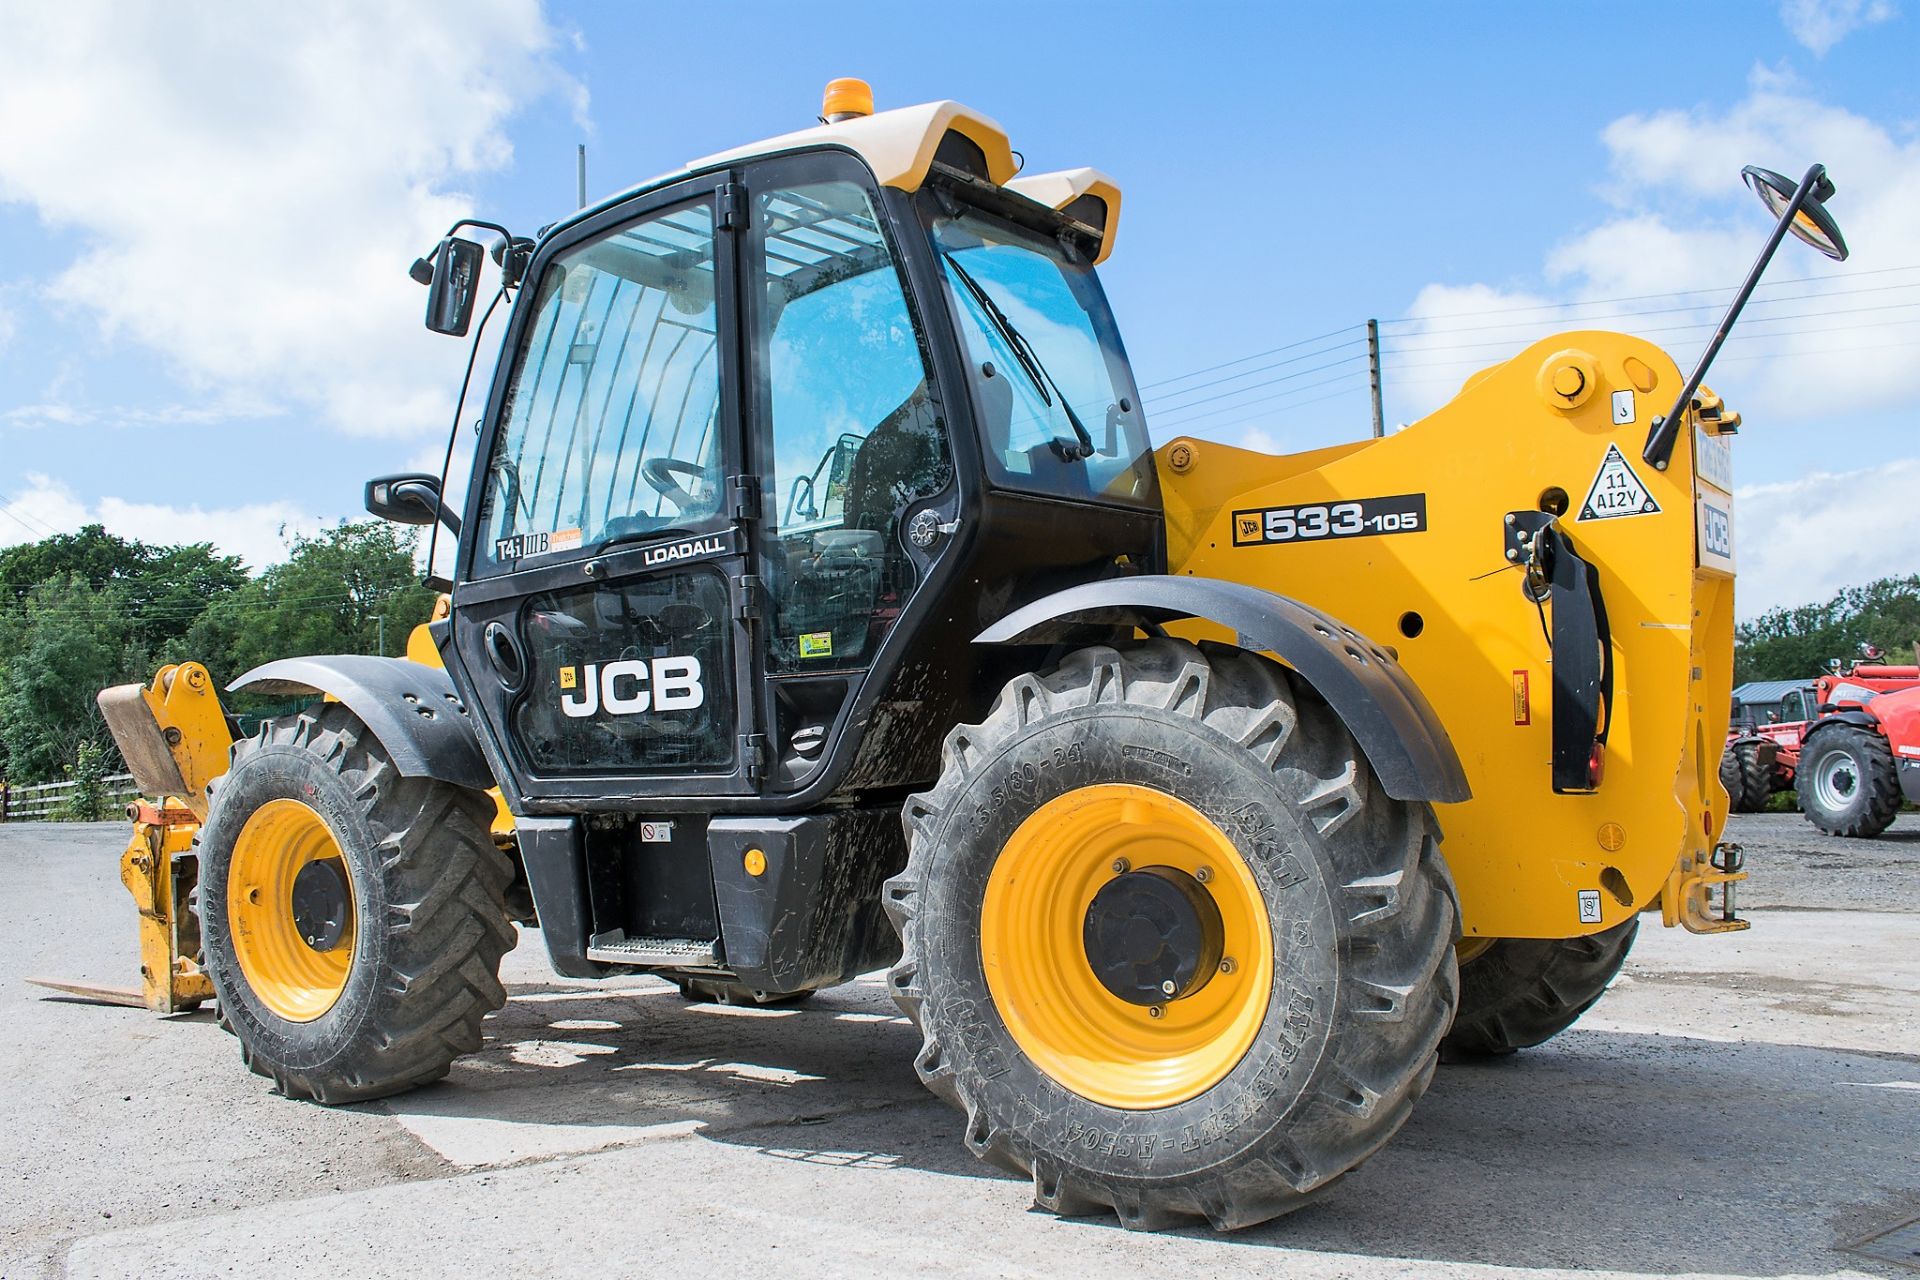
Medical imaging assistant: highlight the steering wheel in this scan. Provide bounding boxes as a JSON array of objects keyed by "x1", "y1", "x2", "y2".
[{"x1": 642, "y1": 457, "x2": 710, "y2": 513}]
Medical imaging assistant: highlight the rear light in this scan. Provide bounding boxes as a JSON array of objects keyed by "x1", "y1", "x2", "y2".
[{"x1": 1587, "y1": 742, "x2": 1606, "y2": 789}]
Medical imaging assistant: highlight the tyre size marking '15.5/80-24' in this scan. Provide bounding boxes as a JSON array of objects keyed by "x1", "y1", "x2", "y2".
[{"x1": 1231, "y1": 494, "x2": 1428, "y2": 547}]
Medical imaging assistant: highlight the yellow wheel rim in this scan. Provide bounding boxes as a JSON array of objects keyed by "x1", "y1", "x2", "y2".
[
  {"x1": 981, "y1": 784, "x2": 1274, "y2": 1110},
  {"x1": 1455, "y1": 937, "x2": 1494, "y2": 966},
  {"x1": 227, "y1": 798, "x2": 356, "y2": 1022}
]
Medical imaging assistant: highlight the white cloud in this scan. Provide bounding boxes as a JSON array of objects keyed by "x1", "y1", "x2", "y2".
[
  {"x1": 1389, "y1": 73, "x2": 1920, "y2": 423},
  {"x1": 0, "y1": 296, "x2": 14, "y2": 350},
  {"x1": 1, "y1": 472, "x2": 327, "y2": 571},
  {"x1": 0, "y1": 3, "x2": 582, "y2": 439},
  {"x1": 1780, "y1": 0, "x2": 1899, "y2": 54},
  {"x1": 1736, "y1": 458, "x2": 1920, "y2": 614}
]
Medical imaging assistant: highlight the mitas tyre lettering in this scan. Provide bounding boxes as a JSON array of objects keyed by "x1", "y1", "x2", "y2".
[
  {"x1": 197, "y1": 705, "x2": 516, "y2": 1104},
  {"x1": 884, "y1": 639, "x2": 1460, "y2": 1232}
]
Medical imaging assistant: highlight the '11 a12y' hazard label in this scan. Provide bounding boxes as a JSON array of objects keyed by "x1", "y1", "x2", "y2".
[{"x1": 1232, "y1": 494, "x2": 1428, "y2": 546}]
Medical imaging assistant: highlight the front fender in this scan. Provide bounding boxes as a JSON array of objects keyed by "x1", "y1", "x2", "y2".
[
  {"x1": 229, "y1": 655, "x2": 495, "y2": 791},
  {"x1": 976, "y1": 577, "x2": 1470, "y2": 804}
]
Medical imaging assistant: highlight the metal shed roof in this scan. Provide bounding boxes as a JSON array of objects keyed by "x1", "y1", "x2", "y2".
[{"x1": 1733, "y1": 679, "x2": 1810, "y2": 705}]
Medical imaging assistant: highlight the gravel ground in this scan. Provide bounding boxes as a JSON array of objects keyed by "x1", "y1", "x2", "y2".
[{"x1": 2, "y1": 814, "x2": 1916, "y2": 1279}]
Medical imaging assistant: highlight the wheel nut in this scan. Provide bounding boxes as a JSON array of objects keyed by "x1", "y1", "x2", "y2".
[
  {"x1": 1147, "y1": 1005, "x2": 1164, "y2": 1019},
  {"x1": 1195, "y1": 866, "x2": 1213, "y2": 883},
  {"x1": 1219, "y1": 957, "x2": 1236, "y2": 975},
  {"x1": 1111, "y1": 858, "x2": 1130, "y2": 874},
  {"x1": 1160, "y1": 979, "x2": 1178, "y2": 996}
]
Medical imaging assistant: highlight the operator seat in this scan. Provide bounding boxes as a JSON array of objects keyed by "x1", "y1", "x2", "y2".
[{"x1": 843, "y1": 383, "x2": 947, "y2": 535}]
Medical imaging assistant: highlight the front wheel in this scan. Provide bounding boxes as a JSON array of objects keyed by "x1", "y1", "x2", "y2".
[
  {"x1": 198, "y1": 705, "x2": 516, "y2": 1103},
  {"x1": 886, "y1": 640, "x2": 1458, "y2": 1231},
  {"x1": 1796, "y1": 725, "x2": 1901, "y2": 838}
]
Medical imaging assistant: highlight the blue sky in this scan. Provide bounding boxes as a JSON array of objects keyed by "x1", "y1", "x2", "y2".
[{"x1": 0, "y1": 1, "x2": 1915, "y2": 613}]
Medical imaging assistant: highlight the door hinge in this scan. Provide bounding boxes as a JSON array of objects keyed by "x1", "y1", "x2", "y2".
[
  {"x1": 732, "y1": 573, "x2": 765, "y2": 624},
  {"x1": 718, "y1": 182, "x2": 746, "y2": 232},
  {"x1": 740, "y1": 732, "x2": 770, "y2": 783},
  {"x1": 728, "y1": 473, "x2": 762, "y2": 521}
]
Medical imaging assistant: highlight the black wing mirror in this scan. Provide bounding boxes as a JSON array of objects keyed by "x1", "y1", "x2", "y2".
[
  {"x1": 366, "y1": 472, "x2": 460, "y2": 535},
  {"x1": 417, "y1": 237, "x2": 484, "y2": 336},
  {"x1": 1642, "y1": 162, "x2": 1851, "y2": 469}
]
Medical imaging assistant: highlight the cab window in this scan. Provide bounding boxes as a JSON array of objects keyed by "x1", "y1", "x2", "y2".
[
  {"x1": 476, "y1": 198, "x2": 723, "y2": 573},
  {"x1": 754, "y1": 179, "x2": 950, "y2": 672}
]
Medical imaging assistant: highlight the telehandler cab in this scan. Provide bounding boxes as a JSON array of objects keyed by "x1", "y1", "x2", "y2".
[{"x1": 87, "y1": 80, "x2": 1851, "y2": 1230}]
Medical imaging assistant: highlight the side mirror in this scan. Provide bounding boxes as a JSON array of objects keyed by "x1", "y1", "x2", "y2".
[
  {"x1": 1742, "y1": 165, "x2": 1849, "y2": 261},
  {"x1": 366, "y1": 472, "x2": 460, "y2": 535},
  {"x1": 423, "y1": 237, "x2": 484, "y2": 336}
]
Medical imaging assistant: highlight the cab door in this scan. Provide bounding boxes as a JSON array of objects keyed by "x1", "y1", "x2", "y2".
[
  {"x1": 451, "y1": 177, "x2": 762, "y2": 806},
  {"x1": 740, "y1": 154, "x2": 957, "y2": 788}
]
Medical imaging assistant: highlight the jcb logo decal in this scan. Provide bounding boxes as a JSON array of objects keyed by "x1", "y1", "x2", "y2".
[{"x1": 559, "y1": 658, "x2": 705, "y2": 718}]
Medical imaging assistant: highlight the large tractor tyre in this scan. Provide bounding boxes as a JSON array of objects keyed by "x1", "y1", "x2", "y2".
[
  {"x1": 1718, "y1": 741, "x2": 1773, "y2": 813},
  {"x1": 885, "y1": 640, "x2": 1459, "y2": 1232},
  {"x1": 1440, "y1": 918, "x2": 1638, "y2": 1060},
  {"x1": 1795, "y1": 724, "x2": 1902, "y2": 838},
  {"x1": 197, "y1": 705, "x2": 516, "y2": 1104}
]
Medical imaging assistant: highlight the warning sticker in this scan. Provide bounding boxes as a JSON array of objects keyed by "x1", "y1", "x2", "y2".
[
  {"x1": 1511, "y1": 670, "x2": 1531, "y2": 725},
  {"x1": 798, "y1": 631, "x2": 834, "y2": 659},
  {"x1": 640, "y1": 821, "x2": 674, "y2": 843},
  {"x1": 493, "y1": 526, "x2": 583, "y2": 560},
  {"x1": 1577, "y1": 889, "x2": 1603, "y2": 924},
  {"x1": 1578, "y1": 444, "x2": 1661, "y2": 521}
]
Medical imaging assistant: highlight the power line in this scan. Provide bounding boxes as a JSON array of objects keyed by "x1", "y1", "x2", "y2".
[
  {"x1": 1375, "y1": 261, "x2": 1920, "y2": 326},
  {"x1": 1159, "y1": 381, "x2": 1372, "y2": 444},
  {"x1": 1152, "y1": 369, "x2": 1370, "y2": 432},
  {"x1": 1381, "y1": 306, "x2": 1920, "y2": 361},
  {"x1": 1376, "y1": 279, "x2": 1920, "y2": 341},
  {"x1": 1143, "y1": 335, "x2": 1367, "y2": 412},
  {"x1": 1135, "y1": 323, "x2": 1365, "y2": 392},
  {"x1": 1148, "y1": 352, "x2": 1368, "y2": 418}
]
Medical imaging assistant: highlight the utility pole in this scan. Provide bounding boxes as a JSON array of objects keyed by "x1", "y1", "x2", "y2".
[
  {"x1": 577, "y1": 144, "x2": 588, "y2": 209},
  {"x1": 1366, "y1": 318, "x2": 1385, "y2": 438}
]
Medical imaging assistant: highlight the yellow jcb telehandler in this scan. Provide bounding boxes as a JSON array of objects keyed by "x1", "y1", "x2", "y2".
[{"x1": 83, "y1": 80, "x2": 1849, "y2": 1230}]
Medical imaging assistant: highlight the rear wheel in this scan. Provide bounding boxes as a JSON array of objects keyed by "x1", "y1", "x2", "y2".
[
  {"x1": 198, "y1": 705, "x2": 515, "y2": 1103},
  {"x1": 886, "y1": 640, "x2": 1458, "y2": 1231},
  {"x1": 1796, "y1": 724, "x2": 1901, "y2": 838},
  {"x1": 1719, "y1": 741, "x2": 1773, "y2": 813},
  {"x1": 1441, "y1": 919, "x2": 1637, "y2": 1059}
]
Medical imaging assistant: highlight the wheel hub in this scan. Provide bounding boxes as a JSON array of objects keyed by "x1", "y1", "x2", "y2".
[
  {"x1": 291, "y1": 859, "x2": 351, "y2": 952},
  {"x1": 1083, "y1": 867, "x2": 1223, "y2": 1005},
  {"x1": 1817, "y1": 754, "x2": 1859, "y2": 809}
]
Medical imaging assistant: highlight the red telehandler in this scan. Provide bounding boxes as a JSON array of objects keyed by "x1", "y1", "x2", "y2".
[{"x1": 1721, "y1": 655, "x2": 1920, "y2": 813}]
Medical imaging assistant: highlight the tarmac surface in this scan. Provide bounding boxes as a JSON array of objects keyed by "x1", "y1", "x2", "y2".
[{"x1": 3, "y1": 811, "x2": 1916, "y2": 1279}]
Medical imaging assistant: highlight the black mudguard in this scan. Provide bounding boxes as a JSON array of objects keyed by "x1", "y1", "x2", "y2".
[
  {"x1": 229, "y1": 655, "x2": 495, "y2": 791},
  {"x1": 975, "y1": 576, "x2": 1470, "y2": 804}
]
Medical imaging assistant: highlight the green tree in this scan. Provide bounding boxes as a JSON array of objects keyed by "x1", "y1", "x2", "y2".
[
  {"x1": 0, "y1": 574, "x2": 141, "y2": 782},
  {"x1": 64, "y1": 739, "x2": 111, "y2": 821},
  {"x1": 1735, "y1": 575, "x2": 1920, "y2": 682},
  {"x1": 182, "y1": 522, "x2": 435, "y2": 689}
]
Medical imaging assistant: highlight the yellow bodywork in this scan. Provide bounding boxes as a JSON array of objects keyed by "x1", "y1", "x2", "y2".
[
  {"x1": 84, "y1": 662, "x2": 234, "y2": 1014},
  {"x1": 1160, "y1": 333, "x2": 1742, "y2": 940},
  {"x1": 90, "y1": 611, "x2": 510, "y2": 1015}
]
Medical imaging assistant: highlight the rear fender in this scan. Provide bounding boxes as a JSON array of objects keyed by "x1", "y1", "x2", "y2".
[
  {"x1": 975, "y1": 576, "x2": 1470, "y2": 804},
  {"x1": 228, "y1": 655, "x2": 494, "y2": 791}
]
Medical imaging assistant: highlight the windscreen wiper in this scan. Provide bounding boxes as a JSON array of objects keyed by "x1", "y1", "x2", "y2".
[{"x1": 941, "y1": 251, "x2": 1097, "y2": 461}]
